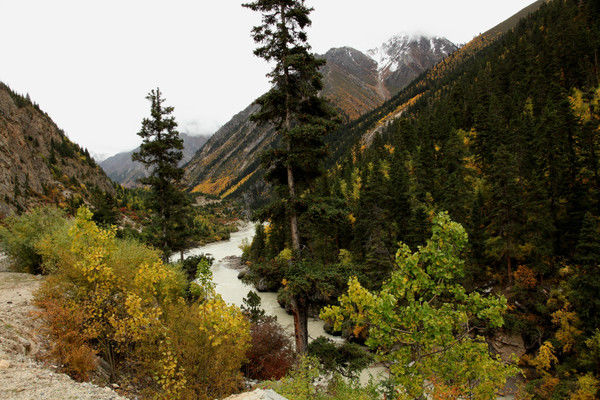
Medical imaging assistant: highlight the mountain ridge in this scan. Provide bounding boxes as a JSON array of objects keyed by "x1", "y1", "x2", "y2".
[
  {"x1": 184, "y1": 33, "x2": 457, "y2": 197},
  {"x1": 100, "y1": 132, "x2": 209, "y2": 187}
]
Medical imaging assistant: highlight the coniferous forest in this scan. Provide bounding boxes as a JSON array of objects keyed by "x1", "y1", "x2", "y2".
[{"x1": 1, "y1": 0, "x2": 600, "y2": 399}]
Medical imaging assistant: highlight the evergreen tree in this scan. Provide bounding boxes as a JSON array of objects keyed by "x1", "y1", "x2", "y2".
[
  {"x1": 569, "y1": 212, "x2": 600, "y2": 332},
  {"x1": 243, "y1": 0, "x2": 337, "y2": 353},
  {"x1": 132, "y1": 88, "x2": 192, "y2": 261}
]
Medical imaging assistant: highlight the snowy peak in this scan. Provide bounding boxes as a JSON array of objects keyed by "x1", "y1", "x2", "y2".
[
  {"x1": 367, "y1": 33, "x2": 457, "y2": 74},
  {"x1": 365, "y1": 33, "x2": 457, "y2": 93}
]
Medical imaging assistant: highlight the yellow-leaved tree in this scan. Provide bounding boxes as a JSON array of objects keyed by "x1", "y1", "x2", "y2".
[{"x1": 35, "y1": 207, "x2": 250, "y2": 399}]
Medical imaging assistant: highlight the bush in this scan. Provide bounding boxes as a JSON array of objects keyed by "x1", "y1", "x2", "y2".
[
  {"x1": 181, "y1": 254, "x2": 214, "y2": 283},
  {"x1": 157, "y1": 299, "x2": 251, "y2": 400},
  {"x1": 35, "y1": 297, "x2": 97, "y2": 381},
  {"x1": 262, "y1": 356, "x2": 380, "y2": 400},
  {"x1": 34, "y1": 207, "x2": 250, "y2": 399},
  {"x1": 0, "y1": 206, "x2": 66, "y2": 273},
  {"x1": 244, "y1": 316, "x2": 295, "y2": 380},
  {"x1": 308, "y1": 337, "x2": 373, "y2": 379}
]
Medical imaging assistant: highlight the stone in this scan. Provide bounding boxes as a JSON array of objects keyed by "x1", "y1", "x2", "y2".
[
  {"x1": 488, "y1": 330, "x2": 526, "y2": 363},
  {"x1": 223, "y1": 388, "x2": 288, "y2": 400},
  {"x1": 0, "y1": 359, "x2": 11, "y2": 369}
]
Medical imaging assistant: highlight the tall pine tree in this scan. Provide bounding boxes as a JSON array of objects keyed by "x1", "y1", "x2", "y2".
[
  {"x1": 243, "y1": 0, "x2": 337, "y2": 353},
  {"x1": 132, "y1": 88, "x2": 192, "y2": 261}
]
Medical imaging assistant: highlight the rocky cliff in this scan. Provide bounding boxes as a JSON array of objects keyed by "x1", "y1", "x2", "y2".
[{"x1": 0, "y1": 82, "x2": 114, "y2": 215}]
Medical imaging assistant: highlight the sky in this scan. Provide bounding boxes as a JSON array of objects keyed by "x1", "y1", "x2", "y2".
[{"x1": 0, "y1": 0, "x2": 537, "y2": 157}]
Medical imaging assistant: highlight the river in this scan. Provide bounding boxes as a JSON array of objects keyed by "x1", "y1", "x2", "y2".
[
  {"x1": 184, "y1": 223, "x2": 517, "y2": 395},
  {"x1": 184, "y1": 222, "x2": 344, "y2": 344}
]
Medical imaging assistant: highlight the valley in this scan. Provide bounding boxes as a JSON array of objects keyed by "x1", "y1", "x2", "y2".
[{"x1": 1, "y1": 0, "x2": 599, "y2": 399}]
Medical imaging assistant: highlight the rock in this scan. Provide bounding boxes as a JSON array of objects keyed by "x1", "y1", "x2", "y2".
[
  {"x1": 223, "y1": 388, "x2": 288, "y2": 400},
  {"x1": 488, "y1": 330, "x2": 526, "y2": 363},
  {"x1": 255, "y1": 278, "x2": 270, "y2": 292},
  {"x1": 223, "y1": 256, "x2": 244, "y2": 270},
  {"x1": 238, "y1": 268, "x2": 249, "y2": 280},
  {"x1": 0, "y1": 359, "x2": 11, "y2": 369}
]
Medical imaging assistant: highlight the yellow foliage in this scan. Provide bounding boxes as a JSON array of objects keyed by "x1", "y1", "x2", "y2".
[
  {"x1": 531, "y1": 341, "x2": 558, "y2": 373},
  {"x1": 551, "y1": 304, "x2": 582, "y2": 353},
  {"x1": 570, "y1": 374, "x2": 599, "y2": 400},
  {"x1": 35, "y1": 207, "x2": 249, "y2": 399}
]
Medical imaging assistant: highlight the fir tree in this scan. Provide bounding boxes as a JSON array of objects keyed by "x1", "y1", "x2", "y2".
[
  {"x1": 132, "y1": 88, "x2": 192, "y2": 261},
  {"x1": 243, "y1": 0, "x2": 337, "y2": 353}
]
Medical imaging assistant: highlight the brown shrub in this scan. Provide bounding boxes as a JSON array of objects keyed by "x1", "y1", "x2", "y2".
[
  {"x1": 243, "y1": 317, "x2": 295, "y2": 380},
  {"x1": 36, "y1": 297, "x2": 97, "y2": 381}
]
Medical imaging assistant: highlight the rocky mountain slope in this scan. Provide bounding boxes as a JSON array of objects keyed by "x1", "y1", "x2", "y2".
[
  {"x1": 0, "y1": 83, "x2": 114, "y2": 215},
  {"x1": 100, "y1": 133, "x2": 209, "y2": 187},
  {"x1": 184, "y1": 34, "x2": 457, "y2": 197}
]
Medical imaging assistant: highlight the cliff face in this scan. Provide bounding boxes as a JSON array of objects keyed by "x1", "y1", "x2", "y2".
[{"x1": 0, "y1": 83, "x2": 114, "y2": 215}]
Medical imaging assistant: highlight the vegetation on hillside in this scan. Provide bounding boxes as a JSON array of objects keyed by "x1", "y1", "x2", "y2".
[
  {"x1": 244, "y1": 0, "x2": 600, "y2": 397},
  {"x1": 1, "y1": 206, "x2": 252, "y2": 399}
]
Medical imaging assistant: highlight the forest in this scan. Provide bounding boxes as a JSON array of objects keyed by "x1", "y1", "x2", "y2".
[{"x1": 242, "y1": 0, "x2": 600, "y2": 398}]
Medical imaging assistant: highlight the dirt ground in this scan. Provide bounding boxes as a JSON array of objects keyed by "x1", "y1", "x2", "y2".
[{"x1": 0, "y1": 254, "x2": 127, "y2": 400}]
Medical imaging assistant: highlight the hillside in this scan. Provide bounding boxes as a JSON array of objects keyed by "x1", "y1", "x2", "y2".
[
  {"x1": 100, "y1": 133, "x2": 209, "y2": 187},
  {"x1": 184, "y1": 34, "x2": 456, "y2": 198},
  {"x1": 0, "y1": 83, "x2": 114, "y2": 215},
  {"x1": 298, "y1": 0, "x2": 600, "y2": 394}
]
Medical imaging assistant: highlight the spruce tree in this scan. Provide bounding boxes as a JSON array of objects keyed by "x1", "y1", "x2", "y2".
[
  {"x1": 243, "y1": 0, "x2": 337, "y2": 353},
  {"x1": 132, "y1": 88, "x2": 192, "y2": 261}
]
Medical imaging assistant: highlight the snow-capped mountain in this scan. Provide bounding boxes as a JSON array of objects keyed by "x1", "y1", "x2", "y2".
[
  {"x1": 367, "y1": 34, "x2": 457, "y2": 92},
  {"x1": 184, "y1": 33, "x2": 457, "y2": 198}
]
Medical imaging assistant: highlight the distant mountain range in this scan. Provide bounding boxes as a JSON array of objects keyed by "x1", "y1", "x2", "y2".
[
  {"x1": 184, "y1": 34, "x2": 457, "y2": 197},
  {"x1": 100, "y1": 133, "x2": 209, "y2": 187}
]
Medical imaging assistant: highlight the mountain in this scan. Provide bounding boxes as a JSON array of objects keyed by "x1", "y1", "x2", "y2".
[
  {"x1": 0, "y1": 82, "x2": 114, "y2": 215},
  {"x1": 184, "y1": 34, "x2": 457, "y2": 197},
  {"x1": 100, "y1": 133, "x2": 209, "y2": 187}
]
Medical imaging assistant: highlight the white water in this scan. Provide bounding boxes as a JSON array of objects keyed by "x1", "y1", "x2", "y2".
[
  {"x1": 185, "y1": 223, "x2": 344, "y2": 343},
  {"x1": 185, "y1": 223, "x2": 388, "y2": 385}
]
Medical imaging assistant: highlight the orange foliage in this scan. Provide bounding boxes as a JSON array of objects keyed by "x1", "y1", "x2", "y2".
[
  {"x1": 513, "y1": 265, "x2": 537, "y2": 289},
  {"x1": 35, "y1": 296, "x2": 97, "y2": 381},
  {"x1": 192, "y1": 176, "x2": 232, "y2": 196}
]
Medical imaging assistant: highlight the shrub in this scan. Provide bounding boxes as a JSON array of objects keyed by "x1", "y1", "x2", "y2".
[
  {"x1": 35, "y1": 296, "x2": 97, "y2": 381},
  {"x1": 244, "y1": 316, "x2": 295, "y2": 380},
  {"x1": 0, "y1": 206, "x2": 65, "y2": 273},
  {"x1": 262, "y1": 356, "x2": 380, "y2": 400},
  {"x1": 159, "y1": 298, "x2": 251, "y2": 400},
  {"x1": 180, "y1": 254, "x2": 213, "y2": 283},
  {"x1": 307, "y1": 337, "x2": 373, "y2": 379},
  {"x1": 34, "y1": 206, "x2": 250, "y2": 399}
]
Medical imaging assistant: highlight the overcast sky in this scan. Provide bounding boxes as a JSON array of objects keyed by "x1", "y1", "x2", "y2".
[{"x1": 0, "y1": 0, "x2": 536, "y2": 156}]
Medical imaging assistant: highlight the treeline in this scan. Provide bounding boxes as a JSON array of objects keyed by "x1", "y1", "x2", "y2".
[{"x1": 246, "y1": 0, "x2": 600, "y2": 397}]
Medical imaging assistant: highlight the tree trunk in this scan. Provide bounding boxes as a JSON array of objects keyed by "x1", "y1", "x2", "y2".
[
  {"x1": 280, "y1": 2, "x2": 307, "y2": 354},
  {"x1": 291, "y1": 296, "x2": 308, "y2": 354}
]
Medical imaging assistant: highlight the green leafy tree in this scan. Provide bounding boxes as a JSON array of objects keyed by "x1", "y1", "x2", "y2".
[
  {"x1": 321, "y1": 212, "x2": 516, "y2": 399},
  {"x1": 243, "y1": 0, "x2": 337, "y2": 353},
  {"x1": 132, "y1": 88, "x2": 193, "y2": 261}
]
